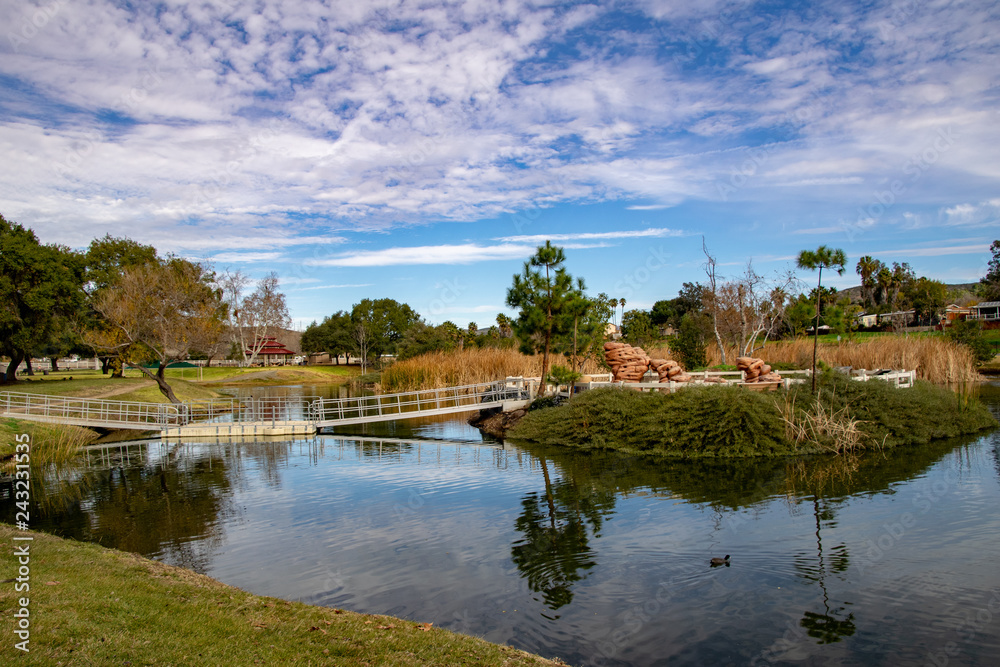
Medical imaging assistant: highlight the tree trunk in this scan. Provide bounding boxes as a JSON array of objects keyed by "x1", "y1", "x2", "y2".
[
  {"x1": 154, "y1": 364, "x2": 182, "y2": 404},
  {"x1": 25, "y1": 357, "x2": 34, "y2": 376},
  {"x1": 3, "y1": 349, "x2": 24, "y2": 383},
  {"x1": 101, "y1": 356, "x2": 111, "y2": 374},
  {"x1": 51, "y1": 357, "x2": 59, "y2": 372},
  {"x1": 111, "y1": 356, "x2": 124, "y2": 379},
  {"x1": 812, "y1": 268, "x2": 822, "y2": 395}
]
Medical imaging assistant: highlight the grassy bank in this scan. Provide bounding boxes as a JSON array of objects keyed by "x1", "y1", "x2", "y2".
[
  {"x1": 509, "y1": 374, "x2": 996, "y2": 458},
  {"x1": 0, "y1": 524, "x2": 562, "y2": 666},
  {"x1": 380, "y1": 349, "x2": 605, "y2": 392}
]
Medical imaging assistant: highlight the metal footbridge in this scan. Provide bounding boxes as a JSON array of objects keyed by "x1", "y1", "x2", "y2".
[{"x1": 0, "y1": 379, "x2": 537, "y2": 438}]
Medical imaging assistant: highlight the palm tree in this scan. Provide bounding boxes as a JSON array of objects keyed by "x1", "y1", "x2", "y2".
[
  {"x1": 609, "y1": 298, "x2": 619, "y2": 328},
  {"x1": 496, "y1": 313, "x2": 512, "y2": 338},
  {"x1": 619, "y1": 297, "x2": 627, "y2": 331},
  {"x1": 855, "y1": 256, "x2": 882, "y2": 309},
  {"x1": 797, "y1": 246, "x2": 847, "y2": 394}
]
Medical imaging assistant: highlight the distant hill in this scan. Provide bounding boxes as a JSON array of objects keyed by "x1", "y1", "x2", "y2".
[{"x1": 836, "y1": 283, "x2": 979, "y2": 305}]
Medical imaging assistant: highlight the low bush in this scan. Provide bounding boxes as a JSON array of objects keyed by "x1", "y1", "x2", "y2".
[{"x1": 509, "y1": 373, "x2": 997, "y2": 458}]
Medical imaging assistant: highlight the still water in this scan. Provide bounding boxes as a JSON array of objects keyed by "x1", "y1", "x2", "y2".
[{"x1": 4, "y1": 384, "x2": 1000, "y2": 666}]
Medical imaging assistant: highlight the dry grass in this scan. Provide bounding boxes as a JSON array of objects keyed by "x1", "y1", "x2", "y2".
[
  {"x1": 707, "y1": 336, "x2": 979, "y2": 383},
  {"x1": 775, "y1": 390, "x2": 880, "y2": 455},
  {"x1": 380, "y1": 348, "x2": 605, "y2": 392}
]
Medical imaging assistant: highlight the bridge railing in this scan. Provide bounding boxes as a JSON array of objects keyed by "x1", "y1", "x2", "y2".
[
  {"x1": 0, "y1": 391, "x2": 183, "y2": 427},
  {"x1": 310, "y1": 380, "x2": 529, "y2": 424}
]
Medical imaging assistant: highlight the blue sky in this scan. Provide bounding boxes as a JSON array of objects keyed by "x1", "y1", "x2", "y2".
[{"x1": 1, "y1": 0, "x2": 997, "y2": 328}]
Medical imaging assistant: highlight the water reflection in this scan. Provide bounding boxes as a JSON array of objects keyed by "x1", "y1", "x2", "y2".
[
  {"x1": 1, "y1": 392, "x2": 998, "y2": 666},
  {"x1": 511, "y1": 456, "x2": 615, "y2": 612}
]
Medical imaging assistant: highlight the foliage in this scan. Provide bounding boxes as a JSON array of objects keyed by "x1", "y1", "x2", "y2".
[
  {"x1": 300, "y1": 311, "x2": 354, "y2": 362},
  {"x1": 350, "y1": 297, "x2": 420, "y2": 362},
  {"x1": 86, "y1": 259, "x2": 225, "y2": 403},
  {"x1": 946, "y1": 319, "x2": 995, "y2": 363},
  {"x1": 84, "y1": 234, "x2": 158, "y2": 295},
  {"x1": 621, "y1": 308, "x2": 657, "y2": 347},
  {"x1": 978, "y1": 239, "x2": 1000, "y2": 301},
  {"x1": 511, "y1": 386, "x2": 794, "y2": 457},
  {"x1": 670, "y1": 313, "x2": 709, "y2": 369},
  {"x1": 552, "y1": 291, "x2": 611, "y2": 371},
  {"x1": 1, "y1": 215, "x2": 86, "y2": 382},
  {"x1": 506, "y1": 241, "x2": 585, "y2": 386},
  {"x1": 904, "y1": 277, "x2": 948, "y2": 324},
  {"x1": 547, "y1": 364, "x2": 581, "y2": 386},
  {"x1": 510, "y1": 375, "x2": 996, "y2": 458}
]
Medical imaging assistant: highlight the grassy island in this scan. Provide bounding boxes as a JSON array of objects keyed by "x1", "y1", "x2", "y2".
[
  {"x1": 508, "y1": 374, "x2": 997, "y2": 458},
  {"x1": 0, "y1": 524, "x2": 562, "y2": 666}
]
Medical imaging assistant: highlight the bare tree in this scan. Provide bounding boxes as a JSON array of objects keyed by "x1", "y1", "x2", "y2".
[
  {"x1": 715, "y1": 262, "x2": 795, "y2": 357},
  {"x1": 87, "y1": 260, "x2": 224, "y2": 403},
  {"x1": 702, "y1": 238, "x2": 727, "y2": 365},
  {"x1": 220, "y1": 270, "x2": 290, "y2": 366},
  {"x1": 352, "y1": 321, "x2": 370, "y2": 374}
]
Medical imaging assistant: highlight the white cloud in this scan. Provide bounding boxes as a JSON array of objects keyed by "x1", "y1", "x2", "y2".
[
  {"x1": 305, "y1": 243, "x2": 540, "y2": 267},
  {"x1": 496, "y1": 228, "x2": 686, "y2": 243}
]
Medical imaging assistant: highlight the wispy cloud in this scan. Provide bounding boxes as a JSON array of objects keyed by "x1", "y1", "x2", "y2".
[
  {"x1": 305, "y1": 243, "x2": 539, "y2": 267},
  {"x1": 871, "y1": 244, "x2": 990, "y2": 258},
  {"x1": 289, "y1": 283, "x2": 374, "y2": 291},
  {"x1": 496, "y1": 227, "x2": 686, "y2": 243}
]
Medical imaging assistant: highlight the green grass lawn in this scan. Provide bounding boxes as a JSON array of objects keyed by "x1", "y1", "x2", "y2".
[{"x1": 0, "y1": 524, "x2": 563, "y2": 666}]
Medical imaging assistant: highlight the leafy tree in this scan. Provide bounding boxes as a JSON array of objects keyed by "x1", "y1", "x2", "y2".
[
  {"x1": 621, "y1": 309, "x2": 657, "y2": 348},
  {"x1": 855, "y1": 256, "x2": 884, "y2": 309},
  {"x1": 553, "y1": 288, "x2": 610, "y2": 371},
  {"x1": 86, "y1": 259, "x2": 225, "y2": 403},
  {"x1": 947, "y1": 320, "x2": 994, "y2": 363},
  {"x1": 979, "y1": 240, "x2": 1000, "y2": 301},
  {"x1": 83, "y1": 234, "x2": 159, "y2": 376},
  {"x1": 350, "y1": 298, "x2": 420, "y2": 362},
  {"x1": 649, "y1": 299, "x2": 677, "y2": 328},
  {"x1": 506, "y1": 241, "x2": 582, "y2": 387},
  {"x1": 300, "y1": 311, "x2": 353, "y2": 363},
  {"x1": 395, "y1": 321, "x2": 458, "y2": 359},
  {"x1": 904, "y1": 277, "x2": 947, "y2": 325},
  {"x1": 797, "y1": 246, "x2": 847, "y2": 394},
  {"x1": 671, "y1": 313, "x2": 708, "y2": 370},
  {"x1": 1, "y1": 215, "x2": 85, "y2": 383}
]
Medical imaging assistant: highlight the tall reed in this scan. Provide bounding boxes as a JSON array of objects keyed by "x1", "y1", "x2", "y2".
[
  {"x1": 380, "y1": 348, "x2": 604, "y2": 392},
  {"x1": 707, "y1": 336, "x2": 979, "y2": 383}
]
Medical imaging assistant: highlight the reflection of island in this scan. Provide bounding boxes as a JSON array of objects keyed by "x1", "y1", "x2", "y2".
[
  {"x1": 509, "y1": 426, "x2": 985, "y2": 511},
  {"x1": 510, "y1": 456, "x2": 615, "y2": 612}
]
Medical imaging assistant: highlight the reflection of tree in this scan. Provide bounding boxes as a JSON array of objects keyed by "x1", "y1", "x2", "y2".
[
  {"x1": 510, "y1": 457, "x2": 615, "y2": 611},
  {"x1": 796, "y1": 497, "x2": 855, "y2": 644},
  {"x1": 6, "y1": 447, "x2": 234, "y2": 573}
]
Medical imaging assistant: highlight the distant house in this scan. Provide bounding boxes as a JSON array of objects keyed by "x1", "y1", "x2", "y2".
[
  {"x1": 247, "y1": 337, "x2": 295, "y2": 365},
  {"x1": 857, "y1": 313, "x2": 879, "y2": 328},
  {"x1": 877, "y1": 310, "x2": 915, "y2": 328},
  {"x1": 972, "y1": 301, "x2": 1000, "y2": 322},
  {"x1": 943, "y1": 304, "x2": 971, "y2": 325}
]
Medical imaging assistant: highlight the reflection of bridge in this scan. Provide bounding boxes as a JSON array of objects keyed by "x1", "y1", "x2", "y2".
[{"x1": 0, "y1": 379, "x2": 538, "y2": 438}]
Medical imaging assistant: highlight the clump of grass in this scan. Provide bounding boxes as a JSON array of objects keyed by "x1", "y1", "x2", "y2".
[
  {"x1": 0, "y1": 524, "x2": 564, "y2": 666},
  {"x1": 776, "y1": 390, "x2": 880, "y2": 455},
  {"x1": 380, "y1": 349, "x2": 604, "y2": 392},
  {"x1": 0, "y1": 420, "x2": 98, "y2": 472}
]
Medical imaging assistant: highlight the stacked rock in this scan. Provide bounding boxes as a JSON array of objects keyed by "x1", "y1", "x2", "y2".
[
  {"x1": 649, "y1": 358, "x2": 691, "y2": 384},
  {"x1": 603, "y1": 342, "x2": 651, "y2": 382},
  {"x1": 736, "y1": 356, "x2": 782, "y2": 383}
]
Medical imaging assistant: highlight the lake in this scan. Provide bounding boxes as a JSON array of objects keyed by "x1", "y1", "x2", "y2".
[{"x1": 3, "y1": 382, "x2": 1000, "y2": 666}]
